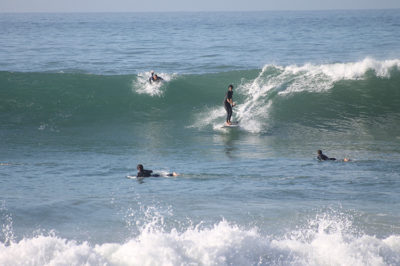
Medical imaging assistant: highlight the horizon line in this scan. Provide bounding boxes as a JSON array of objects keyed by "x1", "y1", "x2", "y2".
[{"x1": 1, "y1": 7, "x2": 399, "y2": 14}]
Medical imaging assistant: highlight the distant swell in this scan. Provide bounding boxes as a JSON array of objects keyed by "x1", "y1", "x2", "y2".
[{"x1": 1, "y1": 58, "x2": 400, "y2": 136}]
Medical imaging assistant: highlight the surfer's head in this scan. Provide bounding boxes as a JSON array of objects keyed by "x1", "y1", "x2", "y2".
[
  {"x1": 228, "y1": 84, "x2": 233, "y2": 91},
  {"x1": 317, "y1": 150, "x2": 322, "y2": 155},
  {"x1": 137, "y1": 164, "x2": 144, "y2": 171}
]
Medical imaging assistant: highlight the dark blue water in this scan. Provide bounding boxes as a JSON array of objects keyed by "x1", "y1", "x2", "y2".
[{"x1": 1, "y1": 10, "x2": 399, "y2": 74}]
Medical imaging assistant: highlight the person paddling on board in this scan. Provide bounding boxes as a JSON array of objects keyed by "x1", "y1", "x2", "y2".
[
  {"x1": 317, "y1": 150, "x2": 336, "y2": 161},
  {"x1": 317, "y1": 150, "x2": 350, "y2": 162},
  {"x1": 136, "y1": 164, "x2": 178, "y2": 178},
  {"x1": 223, "y1": 84, "x2": 235, "y2": 126},
  {"x1": 149, "y1": 71, "x2": 164, "y2": 84}
]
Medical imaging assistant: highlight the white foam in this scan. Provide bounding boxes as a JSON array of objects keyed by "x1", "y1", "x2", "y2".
[
  {"x1": 189, "y1": 106, "x2": 227, "y2": 131},
  {"x1": 96, "y1": 220, "x2": 267, "y2": 265},
  {"x1": 133, "y1": 71, "x2": 177, "y2": 96},
  {"x1": 271, "y1": 213, "x2": 400, "y2": 265},
  {"x1": 1, "y1": 202, "x2": 14, "y2": 246},
  {"x1": 231, "y1": 58, "x2": 400, "y2": 133},
  {"x1": 0, "y1": 236, "x2": 105, "y2": 266},
  {"x1": 279, "y1": 58, "x2": 400, "y2": 94},
  {"x1": 1, "y1": 215, "x2": 400, "y2": 266}
]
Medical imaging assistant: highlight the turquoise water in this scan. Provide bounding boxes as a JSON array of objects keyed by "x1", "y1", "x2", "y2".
[{"x1": 1, "y1": 10, "x2": 400, "y2": 265}]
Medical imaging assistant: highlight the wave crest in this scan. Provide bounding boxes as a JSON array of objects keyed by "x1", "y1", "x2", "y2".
[
  {"x1": 227, "y1": 58, "x2": 400, "y2": 133},
  {"x1": 1, "y1": 213, "x2": 400, "y2": 266},
  {"x1": 1, "y1": 58, "x2": 400, "y2": 136}
]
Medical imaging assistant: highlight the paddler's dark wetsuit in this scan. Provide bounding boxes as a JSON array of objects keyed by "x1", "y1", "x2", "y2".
[
  {"x1": 137, "y1": 169, "x2": 160, "y2": 178},
  {"x1": 223, "y1": 89, "x2": 233, "y2": 123},
  {"x1": 317, "y1": 150, "x2": 336, "y2": 161},
  {"x1": 149, "y1": 73, "x2": 163, "y2": 84},
  {"x1": 136, "y1": 164, "x2": 176, "y2": 178}
]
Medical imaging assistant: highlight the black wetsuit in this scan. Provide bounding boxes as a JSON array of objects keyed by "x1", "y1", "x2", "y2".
[
  {"x1": 223, "y1": 90, "x2": 233, "y2": 122},
  {"x1": 137, "y1": 169, "x2": 160, "y2": 177},
  {"x1": 137, "y1": 169, "x2": 175, "y2": 177},
  {"x1": 149, "y1": 75, "x2": 163, "y2": 83},
  {"x1": 318, "y1": 154, "x2": 336, "y2": 161}
]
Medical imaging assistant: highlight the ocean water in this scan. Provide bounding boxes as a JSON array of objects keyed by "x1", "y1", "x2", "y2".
[{"x1": 1, "y1": 10, "x2": 400, "y2": 265}]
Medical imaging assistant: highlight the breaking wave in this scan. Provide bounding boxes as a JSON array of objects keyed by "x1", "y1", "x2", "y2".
[
  {"x1": 1, "y1": 208, "x2": 399, "y2": 266},
  {"x1": 1, "y1": 58, "x2": 399, "y2": 136}
]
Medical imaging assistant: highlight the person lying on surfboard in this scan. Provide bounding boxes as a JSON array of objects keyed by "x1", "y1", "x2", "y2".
[
  {"x1": 223, "y1": 84, "x2": 236, "y2": 126},
  {"x1": 317, "y1": 150, "x2": 350, "y2": 162},
  {"x1": 149, "y1": 71, "x2": 164, "y2": 84},
  {"x1": 317, "y1": 150, "x2": 336, "y2": 161},
  {"x1": 136, "y1": 164, "x2": 178, "y2": 177}
]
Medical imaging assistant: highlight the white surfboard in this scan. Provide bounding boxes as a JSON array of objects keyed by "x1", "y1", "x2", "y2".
[
  {"x1": 222, "y1": 122, "x2": 239, "y2": 128},
  {"x1": 126, "y1": 175, "x2": 145, "y2": 180}
]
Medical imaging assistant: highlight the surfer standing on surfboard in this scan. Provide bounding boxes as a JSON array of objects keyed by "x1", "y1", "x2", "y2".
[{"x1": 223, "y1": 84, "x2": 235, "y2": 126}]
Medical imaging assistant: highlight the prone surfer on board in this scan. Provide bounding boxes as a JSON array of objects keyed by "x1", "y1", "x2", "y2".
[
  {"x1": 317, "y1": 150, "x2": 350, "y2": 162},
  {"x1": 149, "y1": 71, "x2": 164, "y2": 84},
  {"x1": 136, "y1": 164, "x2": 178, "y2": 178},
  {"x1": 317, "y1": 150, "x2": 336, "y2": 161},
  {"x1": 223, "y1": 84, "x2": 235, "y2": 126}
]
